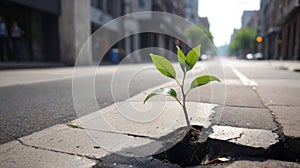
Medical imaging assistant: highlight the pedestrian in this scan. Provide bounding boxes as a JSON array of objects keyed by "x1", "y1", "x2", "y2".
[
  {"x1": 10, "y1": 21, "x2": 23, "y2": 61},
  {"x1": 0, "y1": 16, "x2": 7, "y2": 61}
]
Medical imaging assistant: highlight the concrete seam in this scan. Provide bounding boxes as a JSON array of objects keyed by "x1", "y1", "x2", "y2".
[
  {"x1": 67, "y1": 125, "x2": 161, "y2": 141},
  {"x1": 16, "y1": 139, "x2": 102, "y2": 161}
]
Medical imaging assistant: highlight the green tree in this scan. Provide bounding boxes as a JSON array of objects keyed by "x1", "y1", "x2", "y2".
[
  {"x1": 229, "y1": 28, "x2": 257, "y2": 56},
  {"x1": 184, "y1": 25, "x2": 215, "y2": 55}
]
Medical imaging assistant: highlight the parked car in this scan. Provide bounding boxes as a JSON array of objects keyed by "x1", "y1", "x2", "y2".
[{"x1": 254, "y1": 53, "x2": 263, "y2": 60}]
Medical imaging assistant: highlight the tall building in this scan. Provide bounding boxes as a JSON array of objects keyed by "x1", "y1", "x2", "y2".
[
  {"x1": 259, "y1": 0, "x2": 300, "y2": 60},
  {"x1": 246, "y1": 11, "x2": 259, "y2": 29},
  {"x1": 184, "y1": 0, "x2": 199, "y2": 24},
  {"x1": 198, "y1": 17, "x2": 210, "y2": 30},
  {"x1": 242, "y1": 10, "x2": 258, "y2": 28}
]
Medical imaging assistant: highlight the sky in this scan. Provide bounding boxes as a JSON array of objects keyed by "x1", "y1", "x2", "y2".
[{"x1": 198, "y1": 0, "x2": 260, "y2": 47}]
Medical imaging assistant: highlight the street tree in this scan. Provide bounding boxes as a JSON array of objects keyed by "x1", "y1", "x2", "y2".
[
  {"x1": 229, "y1": 28, "x2": 257, "y2": 57},
  {"x1": 184, "y1": 25, "x2": 215, "y2": 56}
]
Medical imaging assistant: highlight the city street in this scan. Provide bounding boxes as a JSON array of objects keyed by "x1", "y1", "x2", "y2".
[
  {"x1": 0, "y1": 60, "x2": 299, "y2": 167},
  {"x1": 0, "y1": 0, "x2": 299, "y2": 167}
]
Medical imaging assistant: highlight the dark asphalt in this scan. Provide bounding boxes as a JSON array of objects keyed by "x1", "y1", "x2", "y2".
[{"x1": 0, "y1": 66, "x2": 171, "y2": 144}]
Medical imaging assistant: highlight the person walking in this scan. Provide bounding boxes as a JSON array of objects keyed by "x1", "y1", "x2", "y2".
[
  {"x1": 10, "y1": 21, "x2": 23, "y2": 61},
  {"x1": 0, "y1": 16, "x2": 7, "y2": 61}
]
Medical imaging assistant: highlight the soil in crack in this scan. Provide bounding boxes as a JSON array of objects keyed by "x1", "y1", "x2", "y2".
[{"x1": 154, "y1": 125, "x2": 207, "y2": 166}]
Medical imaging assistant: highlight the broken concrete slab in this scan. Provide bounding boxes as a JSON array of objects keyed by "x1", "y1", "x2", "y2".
[
  {"x1": 0, "y1": 140, "x2": 95, "y2": 168},
  {"x1": 20, "y1": 124, "x2": 109, "y2": 159},
  {"x1": 217, "y1": 106, "x2": 277, "y2": 130},
  {"x1": 209, "y1": 125, "x2": 278, "y2": 149}
]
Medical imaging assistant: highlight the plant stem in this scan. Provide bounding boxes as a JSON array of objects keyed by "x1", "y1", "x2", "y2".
[
  {"x1": 185, "y1": 88, "x2": 191, "y2": 96},
  {"x1": 180, "y1": 72, "x2": 191, "y2": 130},
  {"x1": 175, "y1": 97, "x2": 183, "y2": 106}
]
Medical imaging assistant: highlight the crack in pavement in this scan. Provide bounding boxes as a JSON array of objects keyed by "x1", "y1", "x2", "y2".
[
  {"x1": 267, "y1": 104, "x2": 300, "y2": 107},
  {"x1": 251, "y1": 89, "x2": 285, "y2": 140},
  {"x1": 67, "y1": 125, "x2": 161, "y2": 141},
  {"x1": 16, "y1": 139, "x2": 101, "y2": 161}
]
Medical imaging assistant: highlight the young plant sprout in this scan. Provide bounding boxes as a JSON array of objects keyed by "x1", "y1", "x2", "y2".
[{"x1": 144, "y1": 45, "x2": 220, "y2": 130}]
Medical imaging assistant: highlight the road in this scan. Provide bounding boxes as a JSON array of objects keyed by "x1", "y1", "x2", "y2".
[
  {"x1": 0, "y1": 64, "x2": 172, "y2": 144},
  {"x1": 0, "y1": 60, "x2": 300, "y2": 149}
]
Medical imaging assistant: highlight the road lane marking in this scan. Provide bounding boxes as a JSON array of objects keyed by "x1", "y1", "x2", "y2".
[{"x1": 230, "y1": 65, "x2": 258, "y2": 86}]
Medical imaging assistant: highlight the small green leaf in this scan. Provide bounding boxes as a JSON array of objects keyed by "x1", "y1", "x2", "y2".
[
  {"x1": 190, "y1": 75, "x2": 220, "y2": 89},
  {"x1": 176, "y1": 46, "x2": 186, "y2": 72},
  {"x1": 186, "y1": 45, "x2": 201, "y2": 71},
  {"x1": 150, "y1": 54, "x2": 176, "y2": 79},
  {"x1": 144, "y1": 88, "x2": 177, "y2": 103}
]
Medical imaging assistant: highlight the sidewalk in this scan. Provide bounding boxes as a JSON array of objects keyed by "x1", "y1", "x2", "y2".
[
  {"x1": 0, "y1": 61, "x2": 300, "y2": 167},
  {"x1": 0, "y1": 62, "x2": 64, "y2": 70},
  {"x1": 272, "y1": 60, "x2": 300, "y2": 72}
]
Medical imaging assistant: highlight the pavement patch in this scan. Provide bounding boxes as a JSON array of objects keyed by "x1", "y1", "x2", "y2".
[{"x1": 209, "y1": 125, "x2": 278, "y2": 149}]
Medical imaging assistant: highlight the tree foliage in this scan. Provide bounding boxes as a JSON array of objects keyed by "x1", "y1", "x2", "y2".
[
  {"x1": 229, "y1": 28, "x2": 257, "y2": 55},
  {"x1": 184, "y1": 25, "x2": 215, "y2": 55}
]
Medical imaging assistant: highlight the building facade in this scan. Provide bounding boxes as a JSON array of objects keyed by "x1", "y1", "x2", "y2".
[
  {"x1": 242, "y1": 10, "x2": 258, "y2": 28},
  {"x1": 259, "y1": 0, "x2": 300, "y2": 60},
  {"x1": 184, "y1": 0, "x2": 199, "y2": 24},
  {"x1": 0, "y1": 0, "x2": 200, "y2": 65},
  {"x1": 0, "y1": 0, "x2": 61, "y2": 63},
  {"x1": 198, "y1": 17, "x2": 210, "y2": 30},
  {"x1": 246, "y1": 11, "x2": 259, "y2": 30}
]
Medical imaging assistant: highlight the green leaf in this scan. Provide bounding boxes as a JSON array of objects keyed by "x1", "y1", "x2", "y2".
[
  {"x1": 144, "y1": 88, "x2": 177, "y2": 103},
  {"x1": 150, "y1": 54, "x2": 176, "y2": 79},
  {"x1": 190, "y1": 75, "x2": 220, "y2": 89},
  {"x1": 176, "y1": 46, "x2": 186, "y2": 72},
  {"x1": 186, "y1": 45, "x2": 201, "y2": 71}
]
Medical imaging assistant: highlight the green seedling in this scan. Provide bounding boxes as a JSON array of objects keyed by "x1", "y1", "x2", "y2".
[{"x1": 144, "y1": 45, "x2": 220, "y2": 130}]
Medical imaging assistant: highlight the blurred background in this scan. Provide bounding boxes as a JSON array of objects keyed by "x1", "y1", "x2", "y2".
[{"x1": 0, "y1": 0, "x2": 299, "y2": 66}]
